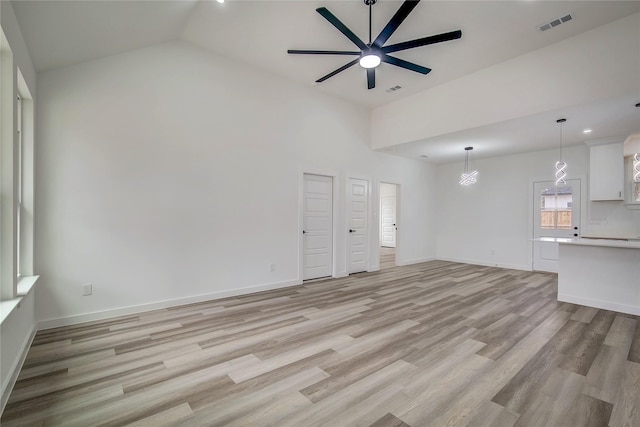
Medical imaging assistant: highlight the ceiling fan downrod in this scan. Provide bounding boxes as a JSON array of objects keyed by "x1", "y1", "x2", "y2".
[{"x1": 364, "y1": 0, "x2": 377, "y2": 45}]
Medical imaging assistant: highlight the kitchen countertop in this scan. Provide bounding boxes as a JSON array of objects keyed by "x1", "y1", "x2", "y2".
[{"x1": 534, "y1": 237, "x2": 640, "y2": 249}]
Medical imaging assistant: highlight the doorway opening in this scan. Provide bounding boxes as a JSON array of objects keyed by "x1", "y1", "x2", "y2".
[{"x1": 379, "y1": 182, "x2": 398, "y2": 270}]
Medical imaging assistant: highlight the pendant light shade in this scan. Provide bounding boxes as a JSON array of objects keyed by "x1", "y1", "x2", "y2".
[
  {"x1": 459, "y1": 147, "x2": 478, "y2": 186},
  {"x1": 555, "y1": 118, "x2": 567, "y2": 185}
]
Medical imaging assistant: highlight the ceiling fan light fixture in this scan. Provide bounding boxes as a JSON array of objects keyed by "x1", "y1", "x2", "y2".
[
  {"x1": 288, "y1": 0, "x2": 461, "y2": 89},
  {"x1": 359, "y1": 54, "x2": 381, "y2": 69}
]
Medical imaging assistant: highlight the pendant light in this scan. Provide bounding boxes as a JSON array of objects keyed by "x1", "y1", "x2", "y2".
[
  {"x1": 459, "y1": 146, "x2": 478, "y2": 186},
  {"x1": 555, "y1": 118, "x2": 567, "y2": 186}
]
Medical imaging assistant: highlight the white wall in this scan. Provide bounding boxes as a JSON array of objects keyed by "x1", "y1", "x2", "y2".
[
  {"x1": 372, "y1": 13, "x2": 640, "y2": 149},
  {"x1": 436, "y1": 144, "x2": 640, "y2": 270},
  {"x1": 35, "y1": 41, "x2": 437, "y2": 327}
]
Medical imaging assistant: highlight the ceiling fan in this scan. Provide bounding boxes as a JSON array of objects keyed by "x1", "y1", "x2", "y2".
[{"x1": 287, "y1": 0, "x2": 462, "y2": 90}]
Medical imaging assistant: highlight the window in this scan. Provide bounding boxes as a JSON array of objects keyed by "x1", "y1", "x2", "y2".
[
  {"x1": 540, "y1": 186, "x2": 573, "y2": 230},
  {"x1": 0, "y1": 29, "x2": 36, "y2": 304}
]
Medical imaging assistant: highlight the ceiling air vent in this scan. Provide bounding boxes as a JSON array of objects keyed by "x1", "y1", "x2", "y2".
[
  {"x1": 386, "y1": 85, "x2": 402, "y2": 93},
  {"x1": 539, "y1": 14, "x2": 573, "y2": 32}
]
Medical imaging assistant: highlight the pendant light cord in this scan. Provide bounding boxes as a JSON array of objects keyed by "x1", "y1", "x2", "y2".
[{"x1": 559, "y1": 121, "x2": 564, "y2": 162}]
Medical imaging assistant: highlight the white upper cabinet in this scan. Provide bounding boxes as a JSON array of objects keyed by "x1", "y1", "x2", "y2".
[{"x1": 589, "y1": 142, "x2": 624, "y2": 201}]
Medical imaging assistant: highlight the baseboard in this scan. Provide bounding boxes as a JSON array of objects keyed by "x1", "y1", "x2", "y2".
[
  {"x1": 38, "y1": 278, "x2": 301, "y2": 330},
  {"x1": 396, "y1": 256, "x2": 436, "y2": 267},
  {"x1": 558, "y1": 293, "x2": 640, "y2": 316},
  {"x1": 436, "y1": 256, "x2": 531, "y2": 272},
  {"x1": 1, "y1": 325, "x2": 36, "y2": 415}
]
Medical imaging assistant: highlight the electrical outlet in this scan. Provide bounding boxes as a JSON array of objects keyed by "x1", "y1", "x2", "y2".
[
  {"x1": 82, "y1": 283, "x2": 93, "y2": 296},
  {"x1": 270, "y1": 263, "x2": 276, "y2": 272}
]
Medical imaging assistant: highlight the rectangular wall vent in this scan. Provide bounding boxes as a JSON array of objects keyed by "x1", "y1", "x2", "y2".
[{"x1": 539, "y1": 14, "x2": 573, "y2": 31}]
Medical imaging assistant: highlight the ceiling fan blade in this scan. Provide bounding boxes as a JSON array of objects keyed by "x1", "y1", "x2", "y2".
[
  {"x1": 287, "y1": 49, "x2": 361, "y2": 56},
  {"x1": 316, "y1": 7, "x2": 368, "y2": 51},
  {"x1": 382, "y1": 30, "x2": 462, "y2": 54},
  {"x1": 382, "y1": 55, "x2": 431, "y2": 74},
  {"x1": 316, "y1": 58, "x2": 359, "y2": 83},
  {"x1": 372, "y1": 0, "x2": 421, "y2": 49},
  {"x1": 367, "y1": 68, "x2": 375, "y2": 90}
]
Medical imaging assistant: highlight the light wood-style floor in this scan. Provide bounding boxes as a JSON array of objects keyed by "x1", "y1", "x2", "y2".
[
  {"x1": 3, "y1": 260, "x2": 640, "y2": 426},
  {"x1": 380, "y1": 246, "x2": 396, "y2": 270}
]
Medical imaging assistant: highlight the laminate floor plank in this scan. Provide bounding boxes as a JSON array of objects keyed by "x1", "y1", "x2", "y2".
[
  {"x1": 369, "y1": 412, "x2": 411, "y2": 427},
  {"x1": 124, "y1": 402, "x2": 194, "y2": 427},
  {"x1": 459, "y1": 400, "x2": 518, "y2": 427},
  {"x1": 3, "y1": 261, "x2": 639, "y2": 426},
  {"x1": 394, "y1": 353, "x2": 494, "y2": 426},
  {"x1": 608, "y1": 360, "x2": 640, "y2": 427},
  {"x1": 515, "y1": 368, "x2": 585, "y2": 427},
  {"x1": 0, "y1": 384, "x2": 124, "y2": 426},
  {"x1": 559, "y1": 393, "x2": 613, "y2": 427},
  {"x1": 278, "y1": 360, "x2": 417, "y2": 426},
  {"x1": 320, "y1": 383, "x2": 409, "y2": 427}
]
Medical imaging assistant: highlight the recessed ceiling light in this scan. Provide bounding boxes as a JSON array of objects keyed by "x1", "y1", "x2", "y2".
[
  {"x1": 216, "y1": 0, "x2": 224, "y2": 4},
  {"x1": 583, "y1": 128, "x2": 592, "y2": 134}
]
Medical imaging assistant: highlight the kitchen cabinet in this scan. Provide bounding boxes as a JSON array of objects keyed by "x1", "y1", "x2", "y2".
[{"x1": 589, "y1": 142, "x2": 624, "y2": 201}]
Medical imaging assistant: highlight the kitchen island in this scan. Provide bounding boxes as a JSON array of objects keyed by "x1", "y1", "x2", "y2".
[{"x1": 558, "y1": 238, "x2": 640, "y2": 315}]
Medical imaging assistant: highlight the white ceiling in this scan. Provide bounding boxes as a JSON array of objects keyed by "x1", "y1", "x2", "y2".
[
  {"x1": 10, "y1": 0, "x2": 640, "y2": 163},
  {"x1": 388, "y1": 93, "x2": 640, "y2": 164}
]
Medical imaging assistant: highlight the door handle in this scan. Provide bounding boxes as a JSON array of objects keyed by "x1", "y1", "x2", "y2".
[
  {"x1": 349, "y1": 229, "x2": 356, "y2": 233},
  {"x1": 303, "y1": 230, "x2": 307, "y2": 234}
]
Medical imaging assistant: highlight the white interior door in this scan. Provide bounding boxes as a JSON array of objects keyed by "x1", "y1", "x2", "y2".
[
  {"x1": 532, "y1": 179, "x2": 581, "y2": 272},
  {"x1": 348, "y1": 178, "x2": 368, "y2": 274},
  {"x1": 380, "y1": 183, "x2": 397, "y2": 248},
  {"x1": 303, "y1": 174, "x2": 333, "y2": 280}
]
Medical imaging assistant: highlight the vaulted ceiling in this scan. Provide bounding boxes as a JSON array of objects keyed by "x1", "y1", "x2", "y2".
[{"x1": 10, "y1": 0, "x2": 640, "y2": 162}]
